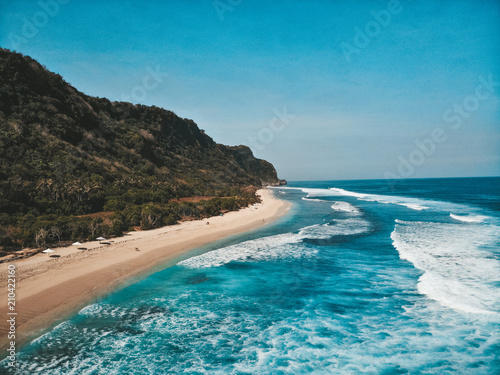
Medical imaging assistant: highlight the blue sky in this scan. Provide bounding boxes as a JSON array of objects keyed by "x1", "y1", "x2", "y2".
[{"x1": 1, "y1": 0, "x2": 499, "y2": 181}]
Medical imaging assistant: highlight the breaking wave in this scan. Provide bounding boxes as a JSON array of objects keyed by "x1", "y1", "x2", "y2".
[
  {"x1": 391, "y1": 220, "x2": 500, "y2": 315},
  {"x1": 450, "y1": 213, "x2": 487, "y2": 223},
  {"x1": 179, "y1": 217, "x2": 369, "y2": 269}
]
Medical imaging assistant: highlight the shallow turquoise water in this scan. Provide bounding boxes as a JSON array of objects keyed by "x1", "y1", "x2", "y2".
[{"x1": 2, "y1": 177, "x2": 499, "y2": 374}]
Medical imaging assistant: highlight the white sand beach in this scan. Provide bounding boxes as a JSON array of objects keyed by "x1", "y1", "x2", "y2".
[{"x1": 0, "y1": 189, "x2": 291, "y2": 353}]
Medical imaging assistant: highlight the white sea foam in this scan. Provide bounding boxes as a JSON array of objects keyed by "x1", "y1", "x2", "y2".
[
  {"x1": 330, "y1": 201, "x2": 360, "y2": 214},
  {"x1": 298, "y1": 218, "x2": 369, "y2": 240},
  {"x1": 391, "y1": 220, "x2": 500, "y2": 315},
  {"x1": 450, "y1": 213, "x2": 487, "y2": 223},
  {"x1": 283, "y1": 186, "x2": 435, "y2": 212},
  {"x1": 395, "y1": 219, "x2": 411, "y2": 225},
  {"x1": 329, "y1": 188, "x2": 429, "y2": 211},
  {"x1": 79, "y1": 303, "x2": 103, "y2": 316},
  {"x1": 178, "y1": 233, "x2": 308, "y2": 268},
  {"x1": 301, "y1": 197, "x2": 361, "y2": 214},
  {"x1": 399, "y1": 203, "x2": 429, "y2": 211},
  {"x1": 301, "y1": 197, "x2": 329, "y2": 202},
  {"x1": 179, "y1": 217, "x2": 370, "y2": 269},
  {"x1": 329, "y1": 187, "x2": 368, "y2": 199},
  {"x1": 11, "y1": 292, "x2": 499, "y2": 374}
]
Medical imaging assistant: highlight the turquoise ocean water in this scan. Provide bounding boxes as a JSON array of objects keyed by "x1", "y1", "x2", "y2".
[{"x1": 2, "y1": 177, "x2": 499, "y2": 374}]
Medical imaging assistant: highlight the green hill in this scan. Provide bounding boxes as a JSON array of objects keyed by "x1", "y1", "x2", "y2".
[{"x1": 0, "y1": 49, "x2": 285, "y2": 252}]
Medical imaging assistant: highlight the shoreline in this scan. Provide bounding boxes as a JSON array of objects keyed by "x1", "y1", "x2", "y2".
[{"x1": 0, "y1": 189, "x2": 291, "y2": 355}]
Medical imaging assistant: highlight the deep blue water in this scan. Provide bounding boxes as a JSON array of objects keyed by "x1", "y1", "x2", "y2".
[{"x1": 2, "y1": 177, "x2": 500, "y2": 374}]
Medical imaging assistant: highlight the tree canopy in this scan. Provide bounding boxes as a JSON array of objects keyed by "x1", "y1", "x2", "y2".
[{"x1": 0, "y1": 49, "x2": 284, "y2": 253}]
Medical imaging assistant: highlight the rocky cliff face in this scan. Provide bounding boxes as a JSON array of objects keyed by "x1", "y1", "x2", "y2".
[{"x1": 222, "y1": 145, "x2": 285, "y2": 186}]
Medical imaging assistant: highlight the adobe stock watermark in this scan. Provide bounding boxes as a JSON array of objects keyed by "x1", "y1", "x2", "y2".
[
  {"x1": 52, "y1": 66, "x2": 168, "y2": 181},
  {"x1": 246, "y1": 107, "x2": 295, "y2": 152},
  {"x1": 384, "y1": 74, "x2": 498, "y2": 189},
  {"x1": 8, "y1": 0, "x2": 71, "y2": 51},
  {"x1": 6, "y1": 265, "x2": 17, "y2": 368},
  {"x1": 213, "y1": 0, "x2": 242, "y2": 21},
  {"x1": 340, "y1": 0, "x2": 404, "y2": 63},
  {"x1": 120, "y1": 66, "x2": 169, "y2": 103}
]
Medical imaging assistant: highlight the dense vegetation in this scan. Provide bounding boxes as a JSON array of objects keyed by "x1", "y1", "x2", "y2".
[{"x1": 0, "y1": 49, "x2": 284, "y2": 253}]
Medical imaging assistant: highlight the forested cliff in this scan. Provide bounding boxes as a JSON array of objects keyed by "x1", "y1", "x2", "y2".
[{"x1": 0, "y1": 49, "x2": 285, "y2": 252}]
